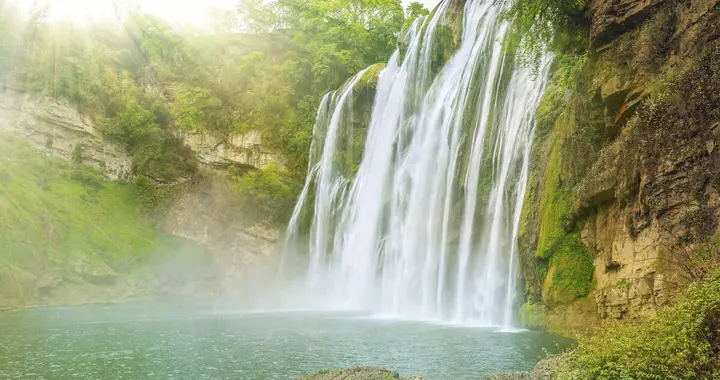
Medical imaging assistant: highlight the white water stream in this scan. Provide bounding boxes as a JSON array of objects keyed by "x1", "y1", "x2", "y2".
[{"x1": 283, "y1": 0, "x2": 552, "y2": 327}]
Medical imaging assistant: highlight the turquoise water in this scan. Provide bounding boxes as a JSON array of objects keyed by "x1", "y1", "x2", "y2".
[{"x1": 0, "y1": 303, "x2": 572, "y2": 379}]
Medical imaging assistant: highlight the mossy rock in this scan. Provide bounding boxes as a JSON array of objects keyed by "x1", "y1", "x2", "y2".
[
  {"x1": 543, "y1": 232, "x2": 595, "y2": 305},
  {"x1": 358, "y1": 63, "x2": 386, "y2": 90},
  {"x1": 297, "y1": 367, "x2": 421, "y2": 380}
]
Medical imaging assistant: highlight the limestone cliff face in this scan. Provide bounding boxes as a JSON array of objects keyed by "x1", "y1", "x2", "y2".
[
  {"x1": 0, "y1": 89, "x2": 282, "y2": 306},
  {"x1": 520, "y1": 0, "x2": 720, "y2": 331},
  {"x1": 160, "y1": 173, "x2": 282, "y2": 286},
  {"x1": 166, "y1": 131, "x2": 282, "y2": 287},
  {"x1": 0, "y1": 88, "x2": 131, "y2": 180},
  {"x1": 179, "y1": 129, "x2": 277, "y2": 171}
]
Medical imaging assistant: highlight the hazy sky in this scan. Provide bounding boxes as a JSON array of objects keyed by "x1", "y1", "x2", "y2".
[{"x1": 13, "y1": 0, "x2": 443, "y2": 26}]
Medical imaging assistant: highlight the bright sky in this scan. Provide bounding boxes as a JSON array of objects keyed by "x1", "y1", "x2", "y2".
[
  {"x1": 11, "y1": 0, "x2": 237, "y2": 26},
  {"x1": 11, "y1": 0, "x2": 442, "y2": 26}
]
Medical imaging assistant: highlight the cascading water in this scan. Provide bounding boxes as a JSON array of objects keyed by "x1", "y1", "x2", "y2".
[{"x1": 283, "y1": 0, "x2": 552, "y2": 327}]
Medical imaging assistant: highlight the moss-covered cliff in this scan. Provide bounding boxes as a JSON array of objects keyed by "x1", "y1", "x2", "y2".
[
  {"x1": 0, "y1": 135, "x2": 219, "y2": 310},
  {"x1": 518, "y1": 0, "x2": 720, "y2": 334}
]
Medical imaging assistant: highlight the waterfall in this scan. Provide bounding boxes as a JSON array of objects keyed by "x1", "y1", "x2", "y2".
[{"x1": 283, "y1": 0, "x2": 552, "y2": 327}]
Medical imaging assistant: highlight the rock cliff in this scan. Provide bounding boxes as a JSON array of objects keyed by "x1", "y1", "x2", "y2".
[
  {"x1": 0, "y1": 88, "x2": 282, "y2": 308},
  {"x1": 520, "y1": 0, "x2": 720, "y2": 332},
  {"x1": 179, "y1": 129, "x2": 277, "y2": 171},
  {"x1": 160, "y1": 172, "x2": 281, "y2": 285},
  {"x1": 0, "y1": 87, "x2": 131, "y2": 180}
]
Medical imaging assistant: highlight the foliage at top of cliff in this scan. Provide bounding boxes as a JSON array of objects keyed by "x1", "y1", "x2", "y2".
[
  {"x1": 504, "y1": 0, "x2": 589, "y2": 66},
  {"x1": 0, "y1": 0, "x2": 423, "y2": 194}
]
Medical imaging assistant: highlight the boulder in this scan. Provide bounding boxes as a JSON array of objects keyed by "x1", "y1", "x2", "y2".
[
  {"x1": 297, "y1": 367, "x2": 421, "y2": 380},
  {"x1": 485, "y1": 355, "x2": 567, "y2": 380}
]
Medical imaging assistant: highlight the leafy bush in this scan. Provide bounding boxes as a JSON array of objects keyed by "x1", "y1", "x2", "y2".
[
  {"x1": 231, "y1": 162, "x2": 295, "y2": 224},
  {"x1": 504, "y1": 0, "x2": 589, "y2": 66},
  {"x1": 171, "y1": 86, "x2": 224, "y2": 132},
  {"x1": 555, "y1": 271, "x2": 720, "y2": 379},
  {"x1": 132, "y1": 175, "x2": 181, "y2": 215}
]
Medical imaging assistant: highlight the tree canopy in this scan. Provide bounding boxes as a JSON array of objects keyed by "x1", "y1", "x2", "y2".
[{"x1": 0, "y1": 0, "x2": 427, "y2": 221}]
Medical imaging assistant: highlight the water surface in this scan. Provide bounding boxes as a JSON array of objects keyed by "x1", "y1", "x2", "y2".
[{"x1": 0, "y1": 303, "x2": 572, "y2": 379}]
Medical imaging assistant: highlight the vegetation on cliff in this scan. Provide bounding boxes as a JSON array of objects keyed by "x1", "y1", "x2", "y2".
[
  {"x1": 555, "y1": 270, "x2": 720, "y2": 379},
  {"x1": 508, "y1": 0, "x2": 720, "y2": 374},
  {"x1": 0, "y1": 0, "x2": 423, "y2": 223},
  {"x1": 0, "y1": 135, "x2": 214, "y2": 308}
]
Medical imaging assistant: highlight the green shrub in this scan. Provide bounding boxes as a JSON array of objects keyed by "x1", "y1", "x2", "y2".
[
  {"x1": 132, "y1": 175, "x2": 180, "y2": 215},
  {"x1": 504, "y1": 0, "x2": 589, "y2": 67},
  {"x1": 556, "y1": 271, "x2": 720, "y2": 379},
  {"x1": 231, "y1": 162, "x2": 295, "y2": 224}
]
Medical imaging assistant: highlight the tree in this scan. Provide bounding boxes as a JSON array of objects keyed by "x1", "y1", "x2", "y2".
[{"x1": 405, "y1": 1, "x2": 430, "y2": 28}]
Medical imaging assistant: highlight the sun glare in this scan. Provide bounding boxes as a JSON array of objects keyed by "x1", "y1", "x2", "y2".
[{"x1": 9, "y1": 0, "x2": 239, "y2": 26}]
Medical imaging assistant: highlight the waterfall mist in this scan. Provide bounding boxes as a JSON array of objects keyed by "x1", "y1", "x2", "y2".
[{"x1": 282, "y1": 0, "x2": 552, "y2": 327}]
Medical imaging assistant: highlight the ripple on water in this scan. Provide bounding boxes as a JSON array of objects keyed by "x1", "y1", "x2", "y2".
[{"x1": 0, "y1": 304, "x2": 573, "y2": 380}]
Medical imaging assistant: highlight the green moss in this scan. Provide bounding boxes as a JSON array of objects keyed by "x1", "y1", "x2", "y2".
[
  {"x1": 358, "y1": 63, "x2": 386, "y2": 90},
  {"x1": 536, "y1": 138, "x2": 575, "y2": 260},
  {"x1": 520, "y1": 302, "x2": 547, "y2": 329},
  {"x1": 616, "y1": 280, "x2": 633, "y2": 288},
  {"x1": 0, "y1": 135, "x2": 208, "y2": 280},
  {"x1": 546, "y1": 231, "x2": 594, "y2": 305},
  {"x1": 415, "y1": 0, "x2": 464, "y2": 76},
  {"x1": 518, "y1": 171, "x2": 537, "y2": 242}
]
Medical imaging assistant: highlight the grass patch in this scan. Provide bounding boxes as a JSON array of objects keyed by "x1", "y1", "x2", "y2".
[{"x1": 0, "y1": 135, "x2": 210, "y2": 280}]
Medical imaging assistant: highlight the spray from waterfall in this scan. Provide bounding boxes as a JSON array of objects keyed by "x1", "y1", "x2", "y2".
[{"x1": 282, "y1": 0, "x2": 552, "y2": 327}]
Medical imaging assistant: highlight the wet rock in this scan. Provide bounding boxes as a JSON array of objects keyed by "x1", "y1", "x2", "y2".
[
  {"x1": 36, "y1": 273, "x2": 62, "y2": 297},
  {"x1": 588, "y1": 0, "x2": 664, "y2": 47},
  {"x1": 0, "y1": 263, "x2": 37, "y2": 308},
  {"x1": 297, "y1": 367, "x2": 421, "y2": 380},
  {"x1": 160, "y1": 175, "x2": 281, "y2": 285},
  {"x1": 485, "y1": 356, "x2": 566, "y2": 380},
  {"x1": 73, "y1": 260, "x2": 118, "y2": 286}
]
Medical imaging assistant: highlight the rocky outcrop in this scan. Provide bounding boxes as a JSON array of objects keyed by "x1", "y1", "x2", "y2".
[
  {"x1": 0, "y1": 88, "x2": 131, "y2": 180},
  {"x1": 485, "y1": 355, "x2": 568, "y2": 380},
  {"x1": 590, "y1": 0, "x2": 719, "y2": 48},
  {"x1": 160, "y1": 173, "x2": 281, "y2": 285},
  {"x1": 297, "y1": 367, "x2": 421, "y2": 380},
  {"x1": 520, "y1": 0, "x2": 720, "y2": 330},
  {"x1": 588, "y1": 0, "x2": 664, "y2": 47},
  {"x1": 0, "y1": 261, "x2": 36, "y2": 309},
  {"x1": 0, "y1": 89, "x2": 283, "y2": 308},
  {"x1": 180, "y1": 129, "x2": 276, "y2": 170},
  {"x1": 580, "y1": 1, "x2": 720, "y2": 322}
]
